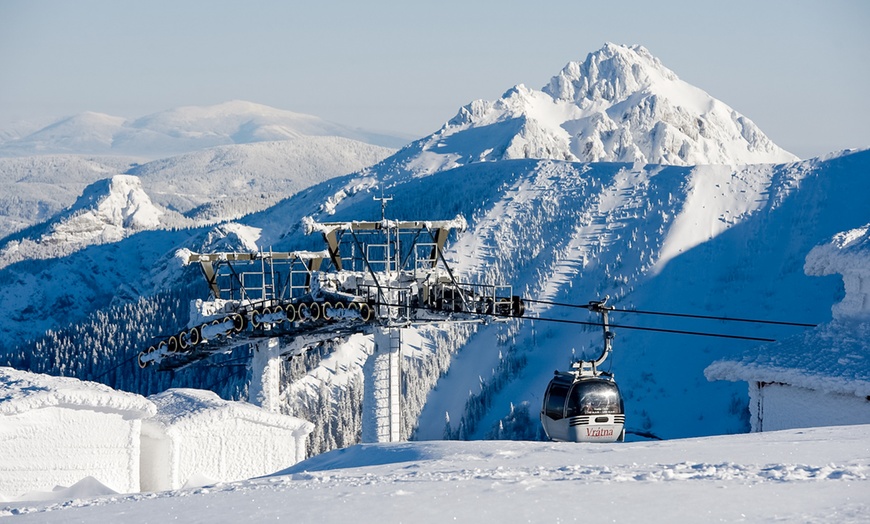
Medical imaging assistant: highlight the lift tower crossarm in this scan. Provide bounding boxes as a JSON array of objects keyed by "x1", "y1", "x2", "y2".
[
  {"x1": 183, "y1": 250, "x2": 329, "y2": 299},
  {"x1": 185, "y1": 250, "x2": 329, "y2": 264},
  {"x1": 305, "y1": 218, "x2": 468, "y2": 234},
  {"x1": 303, "y1": 216, "x2": 468, "y2": 272}
]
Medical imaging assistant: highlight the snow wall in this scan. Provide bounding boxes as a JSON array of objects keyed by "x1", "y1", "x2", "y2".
[
  {"x1": 0, "y1": 408, "x2": 144, "y2": 498},
  {"x1": 750, "y1": 382, "x2": 870, "y2": 432},
  {"x1": 140, "y1": 389, "x2": 313, "y2": 491}
]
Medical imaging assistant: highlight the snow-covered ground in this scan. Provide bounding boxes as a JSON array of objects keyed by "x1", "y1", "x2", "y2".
[{"x1": 3, "y1": 424, "x2": 868, "y2": 522}]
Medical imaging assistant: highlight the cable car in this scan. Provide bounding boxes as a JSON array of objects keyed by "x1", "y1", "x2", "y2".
[
  {"x1": 541, "y1": 298, "x2": 626, "y2": 443},
  {"x1": 541, "y1": 365, "x2": 625, "y2": 442}
]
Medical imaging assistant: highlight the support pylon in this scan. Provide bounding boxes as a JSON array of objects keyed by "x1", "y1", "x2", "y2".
[
  {"x1": 248, "y1": 337, "x2": 282, "y2": 413},
  {"x1": 362, "y1": 326, "x2": 402, "y2": 442}
]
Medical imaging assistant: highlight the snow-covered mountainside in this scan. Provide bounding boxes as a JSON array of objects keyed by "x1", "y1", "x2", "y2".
[
  {"x1": 377, "y1": 44, "x2": 796, "y2": 179},
  {"x1": 0, "y1": 100, "x2": 409, "y2": 157},
  {"x1": 130, "y1": 136, "x2": 394, "y2": 221},
  {"x1": 0, "y1": 175, "x2": 179, "y2": 269},
  {"x1": 0, "y1": 155, "x2": 142, "y2": 238},
  {"x1": 244, "y1": 148, "x2": 869, "y2": 442},
  {"x1": 0, "y1": 137, "x2": 394, "y2": 238}
]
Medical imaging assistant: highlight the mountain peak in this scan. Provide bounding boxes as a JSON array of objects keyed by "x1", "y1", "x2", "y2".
[
  {"x1": 392, "y1": 43, "x2": 797, "y2": 175},
  {"x1": 69, "y1": 174, "x2": 163, "y2": 230},
  {"x1": 0, "y1": 174, "x2": 166, "y2": 270},
  {"x1": 544, "y1": 43, "x2": 676, "y2": 104}
]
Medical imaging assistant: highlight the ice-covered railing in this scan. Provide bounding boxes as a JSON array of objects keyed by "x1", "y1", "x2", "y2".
[{"x1": 182, "y1": 248, "x2": 330, "y2": 303}]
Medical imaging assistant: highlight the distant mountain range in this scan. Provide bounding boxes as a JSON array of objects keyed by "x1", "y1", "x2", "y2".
[
  {"x1": 0, "y1": 100, "x2": 410, "y2": 157},
  {"x1": 0, "y1": 135, "x2": 395, "y2": 240}
]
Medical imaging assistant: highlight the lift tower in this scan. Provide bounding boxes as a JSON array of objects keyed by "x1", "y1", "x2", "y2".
[{"x1": 139, "y1": 212, "x2": 524, "y2": 443}]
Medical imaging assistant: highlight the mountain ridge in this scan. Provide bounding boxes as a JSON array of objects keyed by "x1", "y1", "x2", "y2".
[
  {"x1": 0, "y1": 136, "x2": 395, "y2": 240},
  {"x1": 0, "y1": 101, "x2": 410, "y2": 158}
]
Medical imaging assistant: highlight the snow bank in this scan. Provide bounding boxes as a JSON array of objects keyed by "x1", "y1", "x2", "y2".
[
  {"x1": 19, "y1": 427, "x2": 865, "y2": 524},
  {"x1": 10, "y1": 476, "x2": 118, "y2": 504},
  {"x1": 140, "y1": 389, "x2": 314, "y2": 491}
]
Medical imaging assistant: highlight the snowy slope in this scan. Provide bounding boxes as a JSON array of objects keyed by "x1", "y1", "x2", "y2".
[
  {"x1": 705, "y1": 222, "x2": 870, "y2": 404},
  {"x1": 0, "y1": 226, "x2": 195, "y2": 353},
  {"x1": 0, "y1": 101, "x2": 399, "y2": 238},
  {"x1": 418, "y1": 150, "x2": 869, "y2": 441},
  {"x1": 129, "y1": 136, "x2": 394, "y2": 220},
  {"x1": 0, "y1": 100, "x2": 409, "y2": 157},
  {"x1": 3, "y1": 112, "x2": 128, "y2": 155},
  {"x1": 0, "y1": 137, "x2": 394, "y2": 239},
  {"x1": 238, "y1": 148, "x2": 870, "y2": 443},
  {"x1": 3, "y1": 425, "x2": 868, "y2": 522},
  {"x1": 0, "y1": 155, "x2": 143, "y2": 238},
  {"x1": 374, "y1": 44, "x2": 796, "y2": 180},
  {"x1": 0, "y1": 175, "x2": 177, "y2": 269}
]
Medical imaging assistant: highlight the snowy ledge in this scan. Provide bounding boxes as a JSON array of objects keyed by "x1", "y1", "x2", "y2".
[
  {"x1": 705, "y1": 360, "x2": 870, "y2": 399},
  {"x1": 705, "y1": 319, "x2": 870, "y2": 399},
  {"x1": 804, "y1": 223, "x2": 870, "y2": 320}
]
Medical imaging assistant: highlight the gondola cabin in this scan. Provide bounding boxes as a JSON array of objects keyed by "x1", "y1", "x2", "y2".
[
  {"x1": 540, "y1": 297, "x2": 625, "y2": 443},
  {"x1": 541, "y1": 370, "x2": 625, "y2": 443}
]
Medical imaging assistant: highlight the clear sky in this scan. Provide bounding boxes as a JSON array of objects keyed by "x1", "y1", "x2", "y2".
[{"x1": 1, "y1": 0, "x2": 867, "y2": 158}]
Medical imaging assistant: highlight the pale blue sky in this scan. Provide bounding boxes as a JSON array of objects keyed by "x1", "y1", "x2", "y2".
[{"x1": 1, "y1": 0, "x2": 867, "y2": 158}]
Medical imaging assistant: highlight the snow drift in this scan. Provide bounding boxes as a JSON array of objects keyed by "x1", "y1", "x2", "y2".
[{"x1": 4, "y1": 425, "x2": 869, "y2": 523}]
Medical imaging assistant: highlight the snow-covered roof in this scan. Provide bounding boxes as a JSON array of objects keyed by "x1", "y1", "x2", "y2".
[
  {"x1": 0, "y1": 367, "x2": 156, "y2": 419},
  {"x1": 145, "y1": 388, "x2": 313, "y2": 436},
  {"x1": 705, "y1": 320, "x2": 870, "y2": 398}
]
